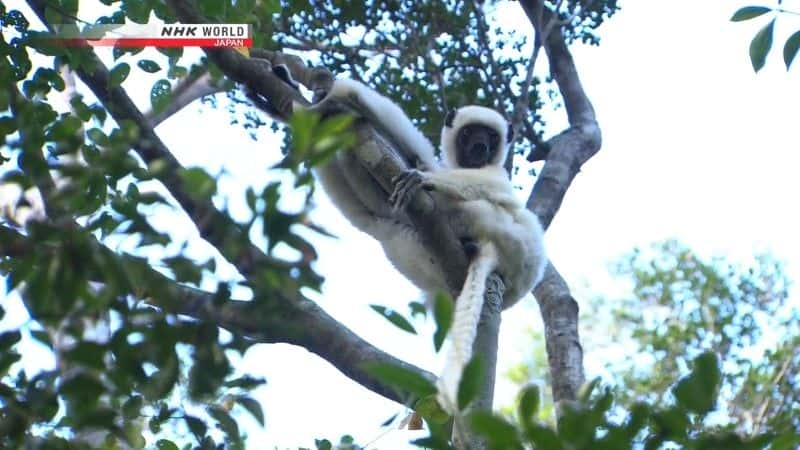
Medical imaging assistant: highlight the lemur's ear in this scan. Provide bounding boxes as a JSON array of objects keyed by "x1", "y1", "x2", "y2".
[
  {"x1": 444, "y1": 109, "x2": 457, "y2": 128},
  {"x1": 506, "y1": 123, "x2": 514, "y2": 143}
]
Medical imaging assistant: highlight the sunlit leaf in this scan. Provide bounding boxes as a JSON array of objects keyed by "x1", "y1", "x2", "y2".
[{"x1": 370, "y1": 305, "x2": 417, "y2": 334}]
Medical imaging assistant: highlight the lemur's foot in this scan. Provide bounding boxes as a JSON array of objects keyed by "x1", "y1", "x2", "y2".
[
  {"x1": 272, "y1": 64, "x2": 300, "y2": 91},
  {"x1": 389, "y1": 169, "x2": 429, "y2": 210}
]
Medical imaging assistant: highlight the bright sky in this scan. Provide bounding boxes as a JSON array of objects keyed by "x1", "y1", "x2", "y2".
[{"x1": 2, "y1": 0, "x2": 799, "y2": 448}]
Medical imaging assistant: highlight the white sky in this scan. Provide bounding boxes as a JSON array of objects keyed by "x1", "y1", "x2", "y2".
[{"x1": 2, "y1": 0, "x2": 799, "y2": 448}]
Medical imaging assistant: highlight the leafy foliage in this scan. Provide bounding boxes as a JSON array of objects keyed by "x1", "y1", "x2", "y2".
[
  {"x1": 586, "y1": 241, "x2": 798, "y2": 440},
  {"x1": 2, "y1": 0, "x2": 792, "y2": 448},
  {"x1": 731, "y1": 3, "x2": 800, "y2": 71},
  {"x1": 408, "y1": 353, "x2": 794, "y2": 450},
  {"x1": 0, "y1": 2, "x2": 351, "y2": 447}
]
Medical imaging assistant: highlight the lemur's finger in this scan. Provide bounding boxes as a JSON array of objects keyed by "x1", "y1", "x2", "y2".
[{"x1": 389, "y1": 171, "x2": 422, "y2": 210}]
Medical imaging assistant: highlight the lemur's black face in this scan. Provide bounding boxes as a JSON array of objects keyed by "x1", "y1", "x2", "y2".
[{"x1": 456, "y1": 124, "x2": 500, "y2": 168}]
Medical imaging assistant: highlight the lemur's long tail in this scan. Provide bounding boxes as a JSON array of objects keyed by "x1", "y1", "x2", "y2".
[{"x1": 437, "y1": 241, "x2": 499, "y2": 413}]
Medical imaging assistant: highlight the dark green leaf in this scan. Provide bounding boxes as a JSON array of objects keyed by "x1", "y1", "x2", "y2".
[
  {"x1": 468, "y1": 411, "x2": 523, "y2": 449},
  {"x1": 525, "y1": 424, "x2": 564, "y2": 450},
  {"x1": 150, "y1": 79, "x2": 172, "y2": 114},
  {"x1": 122, "y1": 395, "x2": 144, "y2": 420},
  {"x1": 0, "y1": 117, "x2": 16, "y2": 137},
  {"x1": 109, "y1": 62, "x2": 130, "y2": 87},
  {"x1": 179, "y1": 167, "x2": 217, "y2": 199},
  {"x1": 184, "y1": 415, "x2": 208, "y2": 439},
  {"x1": 137, "y1": 59, "x2": 161, "y2": 73},
  {"x1": 207, "y1": 405, "x2": 240, "y2": 441},
  {"x1": 577, "y1": 377, "x2": 601, "y2": 403},
  {"x1": 517, "y1": 384, "x2": 540, "y2": 427},
  {"x1": 155, "y1": 440, "x2": 180, "y2": 450},
  {"x1": 370, "y1": 305, "x2": 417, "y2": 334},
  {"x1": 0, "y1": 331, "x2": 21, "y2": 350},
  {"x1": 730, "y1": 6, "x2": 772, "y2": 21},
  {"x1": 64, "y1": 342, "x2": 106, "y2": 370},
  {"x1": 673, "y1": 352, "x2": 720, "y2": 415},
  {"x1": 783, "y1": 30, "x2": 800, "y2": 69},
  {"x1": 457, "y1": 355, "x2": 484, "y2": 410},
  {"x1": 432, "y1": 292, "x2": 453, "y2": 352},
  {"x1": 235, "y1": 395, "x2": 265, "y2": 426},
  {"x1": 414, "y1": 395, "x2": 450, "y2": 424},
  {"x1": 223, "y1": 375, "x2": 266, "y2": 390},
  {"x1": 315, "y1": 439, "x2": 332, "y2": 450},
  {"x1": 770, "y1": 432, "x2": 800, "y2": 450},
  {"x1": 750, "y1": 19, "x2": 775, "y2": 72},
  {"x1": 361, "y1": 362, "x2": 436, "y2": 397}
]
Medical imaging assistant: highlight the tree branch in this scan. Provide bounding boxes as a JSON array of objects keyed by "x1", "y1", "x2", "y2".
[
  {"x1": 145, "y1": 68, "x2": 227, "y2": 127},
  {"x1": 20, "y1": 0, "x2": 441, "y2": 406},
  {"x1": 0, "y1": 224, "x2": 433, "y2": 405},
  {"x1": 519, "y1": 1, "x2": 603, "y2": 409}
]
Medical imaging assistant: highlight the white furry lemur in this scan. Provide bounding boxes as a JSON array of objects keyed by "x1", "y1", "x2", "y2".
[{"x1": 254, "y1": 66, "x2": 547, "y2": 413}]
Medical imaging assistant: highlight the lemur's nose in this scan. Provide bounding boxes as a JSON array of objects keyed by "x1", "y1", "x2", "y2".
[{"x1": 472, "y1": 142, "x2": 489, "y2": 156}]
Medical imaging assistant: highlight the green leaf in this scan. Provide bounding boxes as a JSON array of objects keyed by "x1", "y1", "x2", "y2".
[
  {"x1": 783, "y1": 30, "x2": 800, "y2": 70},
  {"x1": 59, "y1": 372, "x2": 105, "y2": 402},
  {"x1": 0, "y1": 117, "x2": 14, "y2": 138},
  {"x1": 137, "y1": 59, "x2": 162, "y2": 73},
  {"x1": 750, "y1": 19, "x2": 775, "y2": 72},
  {"x1": 673, "y1": 352, "x2": 721, "y2": 415},
  {"x1": 517, "y1": 384, "x2": 540, "y2": 427},
  {"x1": 770, "y1": 432, "x2": 800, "y2": 450},
  {"x1": 361, "y1": 361, "x2": 436, "y2": 397},
  {"x1": 122, "y1": 395, "x2": 144, "y2": 420},
  {"x1": 87, "y1": 128, "x2": 110, "y2": 146},
  {"x1": 235, "y1": 395, "x2": 265, "y2": 426},
  {"x1": 207, "y1": 405, "x2": 240, "y2": 441},
  {"x1": 457, "y1": 355, "x2": 485, "y2": 410},
  {"x1": 155, "y1": 440, "x2": 179, "y2": 450},
  {"x1": 524, "y1": 424, "x2": 564, "y2": 450},
  {"x1": 432, "y1": 292, "x2": 453, "y2": 352},
  {"x1": 109, "y1": 62, "x2": 130, "y2": 87},
  {"x1": 414, "y1": 395, "x2": 450, "y2": 424},
  {"x1": 315, "y1": 439, "x2": 333, "y2": 450},
  {"x1": 370, "y1": 305, "x2": 417, "y2": 334},
  {"x1": 64, "y1": 342, "x2": 106, "y2": 370},
  {"x1": 184, "y1": 415, "x2": 208, "y2": 439},
  {"x1": 468, "y1": 411, "x2": 523, "y2": 449},
  {"x1": 179, "y1": 167, "x2": 217, "y2": 199},
  {"x1": 577, "y1": 377, "x2": 601, "y2": 403},
  {"x1": 0, "y1": 331, "x2": 21, "y2": 350},
  {"x1": 730, "y1": 6, "x2": 772, "y2": 21},
  {"x1": 408, "y1": 301, "x2": 427, "y2": 318},
  {"x1": 150, "y1": 79, "x2": 172, "y2": 114}
]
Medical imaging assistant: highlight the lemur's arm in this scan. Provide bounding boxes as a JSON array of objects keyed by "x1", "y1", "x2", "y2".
[
  {"x1": 312, "y1": 79, "x2": 440, "y2": 172},
  {"x1": 390, "y1": 168, "x2": 520, "y2": 211}
]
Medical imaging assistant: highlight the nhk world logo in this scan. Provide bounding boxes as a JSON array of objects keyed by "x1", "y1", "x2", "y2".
[{"x1": 48, "y1": 24, "x2": 251, "y2": 48}]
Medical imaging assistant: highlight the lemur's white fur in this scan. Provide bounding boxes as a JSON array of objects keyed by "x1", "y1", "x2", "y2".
[
  {"x1": 293, "y1": 80, "x2": 546, "y2": 413},
  {"x1": 326, "y1": 79, "x2": 439, "y2": 171},
  {"x1": 407, "y1": 105, "x2": 547, "y2": 413},
  {"x1": 308, "y1": 79, "x2": 447, "y2": 296}
]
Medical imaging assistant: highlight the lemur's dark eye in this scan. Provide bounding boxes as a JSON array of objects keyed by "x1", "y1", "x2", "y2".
[{"x1": 457, "y1": 129, "x2": 471, "y2": 146}]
